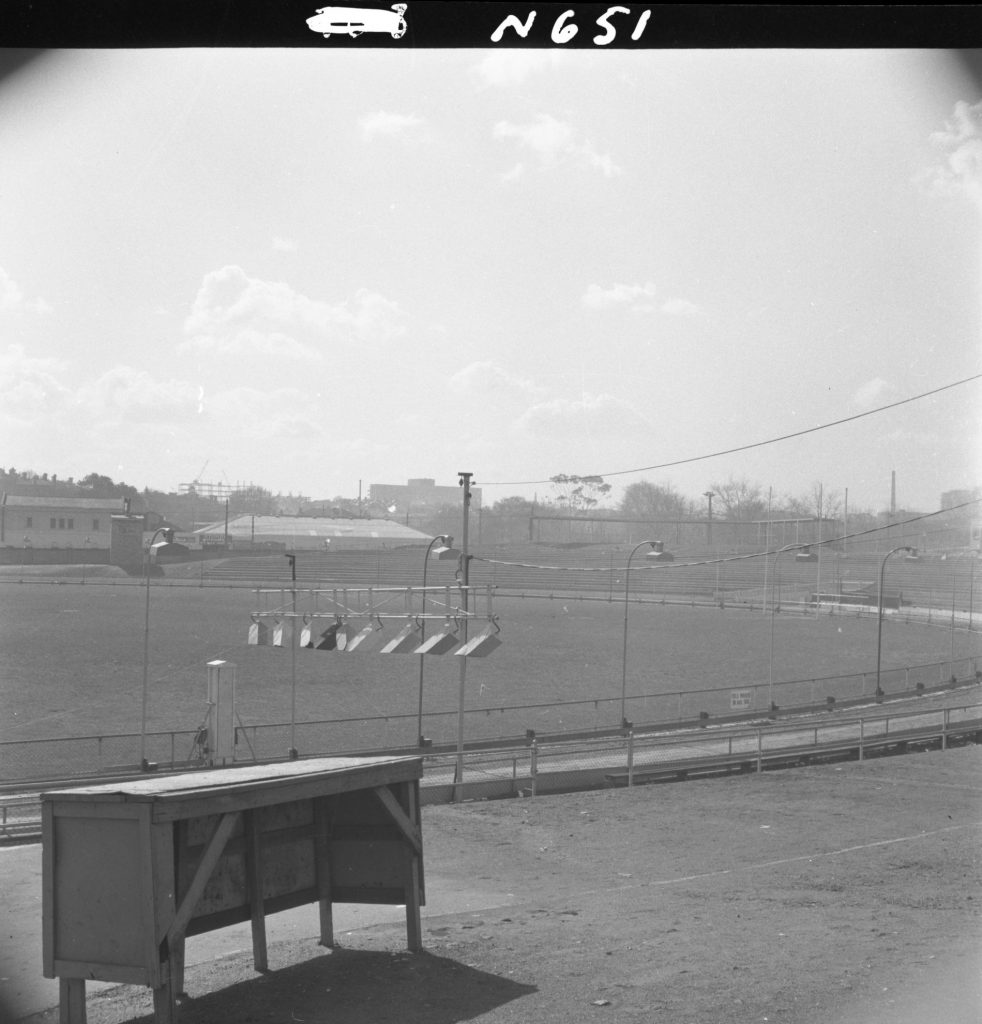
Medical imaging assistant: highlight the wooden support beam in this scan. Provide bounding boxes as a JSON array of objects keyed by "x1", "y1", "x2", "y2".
[
  {"x1": 59, "y1": 977, "x2": 86, "y2": 1024},
  {"x1": 243, "y1": 810, "x2": 268, "y2": 972},
  {"x1": 314, "y1": 797, "x2": 334, "y2": 947},
  {"x1": 372, "y1": 785, "x2": 422, "y2": 854},
  {"x1": 166, "y1": 812, "x2": 239, "y2": 949}
]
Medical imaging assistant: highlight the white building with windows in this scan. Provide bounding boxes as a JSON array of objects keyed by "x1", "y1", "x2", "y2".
[{"x1": 0, "y1": 494, "x2": 128, "y2": 550}]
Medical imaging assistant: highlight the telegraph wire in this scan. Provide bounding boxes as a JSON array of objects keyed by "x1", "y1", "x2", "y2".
[
  {"x1": 482, "y1": 372, "x2": 982, "y2": 488},
  {"x1": 470, "y1": 498, "x2": 982, "y2": 575}
]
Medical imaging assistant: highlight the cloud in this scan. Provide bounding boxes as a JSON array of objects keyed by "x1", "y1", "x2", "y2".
[
  {"x1": 359, "y1": 110, "x2": 424, "y2": 141},
  {"x1": 0, "y1": 344, "x2": 71, "y2": 422},
  {"x1": 449, "y1": 360, "x2": 542, "y2": 400},
  {"x1": 582, "y1": 282, "x2": 658, "y2": 312},
  {"x1": 272, "y1": 236, "x2": 298, "y2": 253},
  {"x1": 75, "y1": 366, "x2": 200, "y2": 424},
  {"x1": 181, "y1": 266, "x2": 407, "y2": 360},
  {"x1": 582, "y1": 283, "x2": 704, "y2": 317},
  {"x1": 927, "y1": 100, "x2": 982, "y2": 208},
  {"x1": 0, "y1": 350, "x2": 200, "y2": 438},
  {"x1": 471, "y1": 52, "x2": 562, "y2": 88},
  {"x1": 0, "y1": 267, "x2": 51, "y2": 315},
  {"x1": 493, "y1": 114, "x2": 621, "y2": 178},
  {"x1": 852, "y1": 377, "x2": 898, "y2": 409},
  {"x1": 202, "y1": 386, "x2": 326, "y2": 440},
  {"x1": 660, "y1": 297, "x2": 704, "y2": 318},
  {"x1": 516, "y1": 392, "x2": 649, "y2": 439}
]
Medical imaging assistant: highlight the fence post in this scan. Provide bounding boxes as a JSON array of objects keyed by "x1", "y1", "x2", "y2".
[
  {"x1": 942, "y1": 708, "x2": 949, "y2": 751},
  {"x1": 626, "y1": 729, "x2": 635, "y2": 787},
  {"x1": 756, "y1": 728, "x2": 763, "y2": 773},
  {"x1": 858, "y1": 717, "x2": 864, "y2": 761},
  {"x1": 529, "y1": 739, "x2": 538, "y2": 798}
]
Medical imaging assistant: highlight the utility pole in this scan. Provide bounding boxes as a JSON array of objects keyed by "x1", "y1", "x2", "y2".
[
  {"x1": 454, "y1": 472, "x2": 473, "y2": 802},
  {"x1": 703, "y1": 491, "x2": 714, "y2": 547}
]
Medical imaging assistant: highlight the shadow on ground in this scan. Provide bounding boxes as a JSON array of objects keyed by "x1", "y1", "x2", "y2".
[{"x1": 80, "y1": 947, "x2": 537, "y2": 1024}]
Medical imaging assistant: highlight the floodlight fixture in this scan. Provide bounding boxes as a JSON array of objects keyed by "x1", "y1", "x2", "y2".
[
  {"x1": 314, "y1": 622, "x2": 341, "y2": 650},
  {"x1": 645, "y1": 541, "x2": 674, "y2": 562},
  {"x1": 337, "y1": 622, "x2": 378, "y2": 652},
  {"x1": 380, "y1": 621, "x2": 422, "y2": 654},
  {"x1": 453, "y1": 623, "x2": 502, "y2": 658},
  {"x1": 430, "y1": 535, "x2": 460, "y2": 561},
  {"x1": 272, "y1": 620, "x2": 293, "y2": 647},
  {"x1": 248, "y1": 618, "x2": 270, "y2": 646},
  {"x1": 414, "y1": 622, "x2": 461, "y2": 655}
]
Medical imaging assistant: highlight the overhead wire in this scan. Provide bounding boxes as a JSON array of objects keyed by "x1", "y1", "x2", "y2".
[
  {"x1": 481, "y1": 373, "x2": 982, "y2": 487},
  {"x1": 469, "y1": 497, "x2": 982, "y2": 575}
]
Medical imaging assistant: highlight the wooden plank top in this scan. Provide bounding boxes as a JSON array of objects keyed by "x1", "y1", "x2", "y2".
[{"x1": 41, "y1": 756, "x2": 423, "y2": 821}]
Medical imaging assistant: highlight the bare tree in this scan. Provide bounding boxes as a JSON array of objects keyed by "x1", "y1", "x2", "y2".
[
  {"x1": 784, "y1": 483, "x2": 843, "y2": 520},
  {"x1": 708, "y1": 477, "x2": 767, "y2": 520}
]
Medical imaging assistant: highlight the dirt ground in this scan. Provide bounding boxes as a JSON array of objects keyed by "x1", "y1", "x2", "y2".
[{"x1": 18, "y1": 746, "x2": 982, "y2": 1024}]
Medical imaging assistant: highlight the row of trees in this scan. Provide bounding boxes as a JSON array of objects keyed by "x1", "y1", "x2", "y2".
[
  {"x1": 490, "y1": 474, "x2": 857, "y2": 522},
  {"x1": 0, "y1": 466, "x2": 895, "y2": 523}
]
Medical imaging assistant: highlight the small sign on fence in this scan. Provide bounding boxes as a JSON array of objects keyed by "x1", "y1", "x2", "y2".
[{"x1": 730, "y1": 688, "x2": 754, "y2": 711}]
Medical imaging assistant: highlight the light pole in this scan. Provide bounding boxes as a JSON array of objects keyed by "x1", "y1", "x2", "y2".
[
  {"x1": 454, "y1": 473, "x2": 473, "y2": 802},
  {"x1": 703, "y1": 492, "x2": 715, "y2": 547},
  {"x1": 81, "y1": 536, "x2": 92, "y2": 584},
  {"x1": 621, "y1": 540, "x2": 659, "y2": 728},
  {"x1": 286, "y1": 553, "x2": 298, "y2": 759},
  {"x1": 141, "y1": 526, "x2": 175, "y2": 770},
  {"x1": 417, "y1": 534, "x2": 459, "y2": 746},
  {"x1": 768, "y1": 544, "x2": 800, "y2": 711},
  {"x1": 875, "y1": 545, "x2": 915, "y2": 698}
]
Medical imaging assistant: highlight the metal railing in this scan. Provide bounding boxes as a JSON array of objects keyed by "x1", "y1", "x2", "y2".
[
  {"x1": 4, "y1": 693, "x2": 980, "y2": 841},
  {"x1": 3, "y1": 655, "x2": 978, "y2": 784}
]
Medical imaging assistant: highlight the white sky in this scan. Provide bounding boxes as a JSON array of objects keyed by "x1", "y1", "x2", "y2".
[{"x1": 1, "y1": 45, "x2": 980, "y2": 512}]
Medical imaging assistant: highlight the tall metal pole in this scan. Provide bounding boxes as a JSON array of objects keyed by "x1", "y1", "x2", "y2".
[
  {"x1": 621, "y1": 540, "x2": 657, "y2": 728},
  {"x1": 843, "y1": 487, "x2": 849, "y2": 554},
  {"x1": 815, "y1": 483, "x2": 823, "y2": 607},
  {"x1": 876, "y1": 546, "x2": 913, "y2": 697},
  {"x1": 762, "y1": 487, "x2": 772, "y2": 615},
  {"x1": 141, "y1": 527, "x2": 173, "y2": 770},
  {"x1": 287, "y1": 553, "x2": 298, "y2": 759},
  {"x1": 970, "y1": 557, "x2": 976, "y2": 633},
  {"x1": 418, "y1": 534, "x2": 453, "y2": 746},
  {"x1": 768, "y1": 544, "x2": 798, "y2": 711},
  {"x1": 454, "y1": 473, "x2": 472, "y2": 802}
]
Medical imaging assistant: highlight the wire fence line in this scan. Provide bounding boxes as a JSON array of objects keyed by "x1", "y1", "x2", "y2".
[{"x1": 3, "y1": 655, "x2": 978, "y2": 785}]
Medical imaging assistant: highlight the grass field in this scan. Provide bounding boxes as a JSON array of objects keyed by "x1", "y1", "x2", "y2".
[{"x1": 2, "y1": 578, "x2": 978, "y2": 757}]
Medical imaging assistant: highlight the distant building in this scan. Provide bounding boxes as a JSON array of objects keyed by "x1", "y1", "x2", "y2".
[
  {"x1": 194, "y1": 514, "x2": 433, "y2": 551},
  {"x1": 0, "y1": 494, "x2": 128, "y2": 550},
  {"x1": 941, "y1": 488, "x2": 981, "y2": 511},
  {"x1": 369, "y1": 478, "x2": 482, "y2": 513}
]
